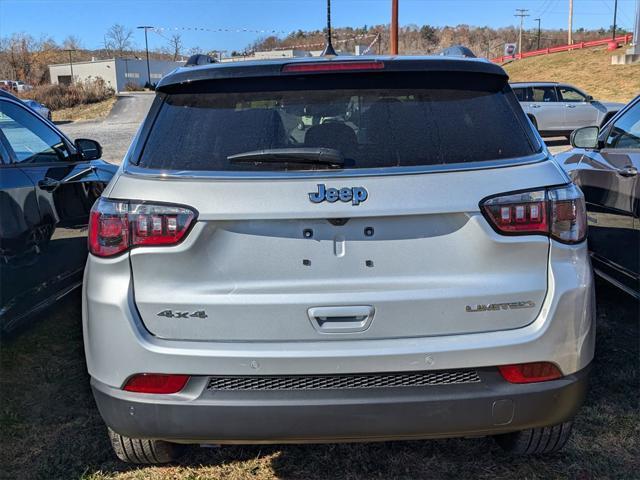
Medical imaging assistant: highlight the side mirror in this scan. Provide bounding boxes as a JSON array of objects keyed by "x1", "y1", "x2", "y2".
[
  {"x1": 585, "y1": 95, "x2": 594, "y2": 102},
  {"x1": 570, "y1": 126, "x2": 600, "y2": 149},
  {"x1": 75, "y1": 138, "x2": 102, "y2": 161}
]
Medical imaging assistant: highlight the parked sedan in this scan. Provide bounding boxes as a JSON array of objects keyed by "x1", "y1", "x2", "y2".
[
  {"x1": 0, "y1": 89, "x2": 117, "y2": 333},
  {"x1": 512, "y1": 82, "x2": 624, "y2": 137},
  {"x1": 556, "y1": 95, "x2": 639, "y2": 298},
  {"x1": 22, "y1": 99, "x2": 51, "y2": 120}
]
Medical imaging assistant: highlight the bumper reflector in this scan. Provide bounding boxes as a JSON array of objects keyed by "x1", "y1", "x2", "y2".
[
  {"x1": 123, "y1": 374, "x2": 190, "y2": 394},
  {"x1": 498, "y1": 362, "x2": 563, "y2": 384}
]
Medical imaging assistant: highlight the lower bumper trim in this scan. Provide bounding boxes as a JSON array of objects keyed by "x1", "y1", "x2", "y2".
[{"x1": 92, "y1": 367, "x2": 589, "y2": 444}]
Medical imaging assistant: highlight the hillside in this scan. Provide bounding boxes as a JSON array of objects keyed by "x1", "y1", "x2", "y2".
[{"x1": 503, "y1": 46, "x2": 639, "y2": 103}]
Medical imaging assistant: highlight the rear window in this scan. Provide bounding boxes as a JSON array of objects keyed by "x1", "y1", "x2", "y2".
[{"x1": 138, "y1": 72, "x2": 538, "y2": 171}]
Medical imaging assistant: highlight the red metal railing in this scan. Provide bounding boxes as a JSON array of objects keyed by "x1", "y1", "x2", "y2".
[{"x1": 491, "y1": 33, "x2": 633, "y2": 63}]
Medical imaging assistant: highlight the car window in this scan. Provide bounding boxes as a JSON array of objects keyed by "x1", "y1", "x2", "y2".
[
  {"x1": 0, "y1": 100, "x2": 71, "y2": 163},
  {"x1": 558, "y1": 87, "x2": 586, "y2": 103},
  {"x1": 513, "y1": 87, "x2": 528, "y2": 101},
  {"x1": 531, "y1": 87, "x2": 558, "y2": 103},
  {"x1": 605, "y1": 101, "x2": 640, "y2": 149},
  {"x1": 139, "y1": 72, "x2": 538, "y2": 172}
]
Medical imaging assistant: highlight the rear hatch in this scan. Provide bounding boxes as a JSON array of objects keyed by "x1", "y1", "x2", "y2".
[{"x1": 117, "y1": 61, "x2": 559, "y2": 342}]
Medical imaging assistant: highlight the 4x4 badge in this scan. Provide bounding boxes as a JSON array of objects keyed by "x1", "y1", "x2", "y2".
[
  {"x1": 309, "y1": 184, "x2": 368, "y2": 205},
  {"x1": 157, "y1": 310, "x2": 208, "y2": 319}
]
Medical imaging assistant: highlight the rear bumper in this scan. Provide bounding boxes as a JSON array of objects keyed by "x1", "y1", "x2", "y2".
[{"x1": 92, "y1": 366, "x2": 589, "y2": 444}]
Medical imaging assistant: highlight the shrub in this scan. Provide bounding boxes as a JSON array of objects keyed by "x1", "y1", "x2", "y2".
[
  {"x1": 124, "y1": 81, "x2": 144, "y2": 92},
  {"x1": 17, "y1": 78, "x2": 115, "y2": 111}
]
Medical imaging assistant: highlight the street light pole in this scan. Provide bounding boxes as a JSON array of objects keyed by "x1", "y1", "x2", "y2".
[
  {"x1": 137, "y1": 26, "x2": 153, "y2": 86},
  {"x1": 64, "y1": 49, "x2": 76, "y2": 84}
]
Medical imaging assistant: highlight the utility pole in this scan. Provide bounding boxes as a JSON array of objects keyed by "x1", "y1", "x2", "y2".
[
  {"x1": 612, "y1": 0, "x2": 618, "y2": 40},
  {"x1": 515, "y1": 9, "x2": 529, "y2": 56},
  {"x1": 534, "y1": 18, "x2": 541, "y2": 49},
  {"x1": 321, "y1": 0, "x2": 337, "y2": 55},
  {"x1": 390, "y1": 0, "x2": 399, "y2": 55},
  {"x1": 137, "y1": 26, "x2": 153, "y2": 86},
  {"x1": 64, "y1": 49, "x2": 76, "y2": 84},
  {"x1": 568, "y1": 0, "x2": 574, "y2": 44}
]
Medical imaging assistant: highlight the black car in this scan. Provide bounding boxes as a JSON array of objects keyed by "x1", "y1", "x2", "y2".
[
  {"x1": 0, "y1": 89, "x2": 117, "y2": 333},
  {"x1": 556, "y1": 95, "x2": 640, "y2": 299}
]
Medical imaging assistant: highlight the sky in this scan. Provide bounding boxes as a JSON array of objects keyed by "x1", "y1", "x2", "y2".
[{"x1": 0, "y1": 0, "x2": 637, "y2": 54}]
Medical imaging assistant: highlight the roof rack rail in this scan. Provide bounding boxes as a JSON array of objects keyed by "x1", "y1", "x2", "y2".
[{"x1": 185, "y1": 54, "x2": 217, "y2": 67}]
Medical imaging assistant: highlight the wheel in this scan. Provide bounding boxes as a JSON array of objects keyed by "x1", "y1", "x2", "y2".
[
  {"x1": 493, "y1": 420, "x2": 573, "y2": 455},
  {"x1": 108, "y1": 427, "x2": 184, "y2": 464}
]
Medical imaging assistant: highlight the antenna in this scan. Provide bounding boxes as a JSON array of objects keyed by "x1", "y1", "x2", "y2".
[{"x1": 321, "y1": 0, "x2": 337, "y2": 56}]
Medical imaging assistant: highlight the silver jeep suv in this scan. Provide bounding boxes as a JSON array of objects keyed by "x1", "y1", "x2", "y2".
[{"x1": 84, "y1": 56, "x2": 594, "y2": 464}]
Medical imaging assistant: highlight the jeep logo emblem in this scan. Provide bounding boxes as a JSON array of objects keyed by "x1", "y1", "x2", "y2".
[{"x1": 309, "y1": 184, "x2": 368, "y2": 206}]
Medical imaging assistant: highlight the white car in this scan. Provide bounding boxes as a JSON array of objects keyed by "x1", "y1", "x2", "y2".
[{"x1": 512, "y1": 82, "x2": 624, "y2": 137}]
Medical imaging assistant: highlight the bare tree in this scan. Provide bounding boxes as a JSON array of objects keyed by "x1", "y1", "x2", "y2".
[
  {"x1": 168, "y1": 33, "x2": 183, "y2": 61},
  {"x1": 62, "y1": 35, "x2": 83, "y2": 51},
  {"x1": 105, "y1": 24, "x2": 134, "y2": 56}
]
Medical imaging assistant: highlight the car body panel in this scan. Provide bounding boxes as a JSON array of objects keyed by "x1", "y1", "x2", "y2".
[
  {"x1": 83, "y1": 57, "x2": 595, "y2": 446},
  {"x1": 556, "y1": 95, "x2": 640, "y2": 297},
  {"x1": 0, "y1": 90, "x2": 117, "y2": 332}
]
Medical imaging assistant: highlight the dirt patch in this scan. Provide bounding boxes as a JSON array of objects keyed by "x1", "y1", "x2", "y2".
[{"x1": 52, "y1": 97, "x2": 117, "y2": 123}]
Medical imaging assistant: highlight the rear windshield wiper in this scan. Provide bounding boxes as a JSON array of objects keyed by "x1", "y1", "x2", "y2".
[{"x1": 228, "y1": 148, "x2": 345, "y2": 168}]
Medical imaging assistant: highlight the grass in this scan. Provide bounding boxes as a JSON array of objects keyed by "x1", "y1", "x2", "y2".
[
  {"x1": 1, "y1": 280, "x2": 638, "y2": 480},
  {"x1": 503, "y1": 45, "x2": 640, "y2": 103},
  {"x1": 52, "y1": 97, "x2": 117, "y2": 123}
]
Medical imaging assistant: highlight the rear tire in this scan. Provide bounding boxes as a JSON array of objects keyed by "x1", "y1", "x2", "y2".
[
  {"x1": 494, "y1": 420, "x2": 573, "y2": 455},
  {"x1": 108, "y1": 427, "x2": 184, "y2": 464}
]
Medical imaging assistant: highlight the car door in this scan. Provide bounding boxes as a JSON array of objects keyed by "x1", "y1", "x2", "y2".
[
  {"x1": 574, "y1": 100, "x2": 639, "y2": 294},
  {"x1": 0, "y1": 97, "x2": 109, "y2": 331},
  {"x1": 558, "y1": 86, "x2": 597, "y2": 130},
  {"x1": 0, "y1": 133, "x2": 44, "y2": 332},
  {"x1": 528, "y1": 86, "x2": 564, "y2": 131}
]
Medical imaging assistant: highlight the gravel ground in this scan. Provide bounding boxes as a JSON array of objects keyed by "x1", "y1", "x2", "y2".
[{"x1": 57, "y1": 93, "x2": 154, "y2": 164}]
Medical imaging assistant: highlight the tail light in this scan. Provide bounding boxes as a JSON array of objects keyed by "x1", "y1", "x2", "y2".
[
  {"x1": 480, "y1": 184, "x2": 586, "y2": 244},
  {"x1": 123, "y1": 374, "x2": 190, "y2": 394},
  {"x1": 89, "y1": 198, "x2": 196, "y2": 257},
  {"x1": 498, "y1": 362, "x2": 563, "y2": 383}
]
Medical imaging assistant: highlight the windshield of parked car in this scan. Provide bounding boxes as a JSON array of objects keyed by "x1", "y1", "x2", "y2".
[{"x1": 137, "y1": 72, "x2": 539, "y2": 171}]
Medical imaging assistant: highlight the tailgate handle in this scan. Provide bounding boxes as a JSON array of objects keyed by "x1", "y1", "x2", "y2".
[{"x1": 308, "y1": 306, "x2": 375, "y2": 333}]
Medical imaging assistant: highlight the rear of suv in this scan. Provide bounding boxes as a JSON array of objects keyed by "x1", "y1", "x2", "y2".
[{"x1": 83, "y1": 57, "x2": 594, "y2": 464}]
